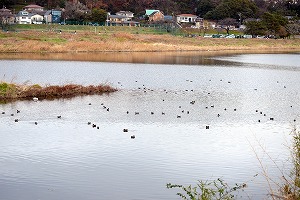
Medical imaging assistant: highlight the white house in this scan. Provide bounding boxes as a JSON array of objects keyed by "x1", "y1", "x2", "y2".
[
  {"x1": 176, "y1": 14, "x2": 198, "y2": 23},
  {"x1": 31, "y1": 13, "x2": 43, "y2": 24},
  {"x1": 107, "y1": 11, "x2": 139, "y2": 26},
  {"x1": 16, "y1": 11, "x2": 32, "y2": 24}
]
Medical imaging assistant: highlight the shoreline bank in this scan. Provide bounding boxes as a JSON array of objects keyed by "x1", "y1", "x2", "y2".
[{"x1": 1, "y1": 31, "x2": 300, "y2": 53}]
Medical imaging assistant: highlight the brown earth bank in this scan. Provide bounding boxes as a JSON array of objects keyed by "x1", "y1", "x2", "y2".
[{"x1": 1, "y1": 30, "x2": 300, "y2": 53}]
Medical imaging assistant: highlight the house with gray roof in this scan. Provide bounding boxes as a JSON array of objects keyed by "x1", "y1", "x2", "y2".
[
  {"x1": 107, "y1": 11, "x2": 139, "y2": 26},
  {"x1": 16, "y1": 11, "x2": 32, "y2": 24},
  {"x1": 16, "y1": 10, "x2": 44, "y2": 24},
  {"x1": 116, "y1": 11, "x2": 134, "y2": 19}
]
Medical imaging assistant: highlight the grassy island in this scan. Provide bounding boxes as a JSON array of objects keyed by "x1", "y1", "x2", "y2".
[{"x1": 0, "y1": 82, "x2": 117, "y2": 101}]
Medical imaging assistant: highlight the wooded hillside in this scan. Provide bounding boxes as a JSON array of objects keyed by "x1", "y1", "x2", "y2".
[{"x1": 2, "y1": 0, "x2": 300, "y2": 19}]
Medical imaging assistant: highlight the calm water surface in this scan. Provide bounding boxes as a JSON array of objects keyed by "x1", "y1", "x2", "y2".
[{"x1": 0, "y1": 52, "x2": 300, "y2": 200}]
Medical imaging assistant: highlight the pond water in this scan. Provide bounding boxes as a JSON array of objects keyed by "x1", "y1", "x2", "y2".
[{"x1": 0, "y1": 52, "x2": 300, "y2": 200}]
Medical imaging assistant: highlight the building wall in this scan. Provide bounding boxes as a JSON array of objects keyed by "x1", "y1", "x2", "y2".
[
  {"x1": 31, "y1": 14, "x2": 43, "y2": 24},
  {"x1": 44, "y1": 14, "x2": 51, "y2": 23},
  {"x1": 177, "y1": 16, "x2": 197, "y2": 23},
  {"x1": 16, "y1": 11, "x2": 31, "y2": 24},
  {"x1": 149, "y1": 12, "x2": 164, "y2": 21},
  {"x1": 109, "y1": 17, "x2": 125, "y2": 22},
  {"x1": 16, "y1": 16, "x2": 31, "y2": 24},
  {"x1": 51, "y1": 10, "x2": 62, "y2": 23}
]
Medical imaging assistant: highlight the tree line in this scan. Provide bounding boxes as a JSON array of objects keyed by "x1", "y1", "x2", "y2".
[
  {"x1": 2, "y1": 0, "x2": 300, "y2": 18},
  {"x1": 1, "y1": 0, "x2": 300, "y2": 37}
]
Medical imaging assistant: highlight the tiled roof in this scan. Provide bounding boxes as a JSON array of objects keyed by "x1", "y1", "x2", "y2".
[
  {"x1": 24, "y1": 4, "x2": 43, "y2": 8},
  {"x1": 146, "y1": 9, "x2": 160, "y2": 16},
  {"x1": 109, "y1": 15, "x2": 128, "y2": 19},
  {"x1": 16, "y1": 11, "x2": 33, "y2": 17},
  {"x1": 117, "y1": 11, "x2": 133, "y2": 14},
  {"x1": 149, "y1": 11, "x2": 159, "y2": 16},
  {"x1": 44, "y1": 10, "x2": 52, "y2": 15},
  {"x1": 177, "y1": 14, "x2": 197, "y2": 17},
  {"x1": 0, "y1": 8, "x2": 11, "y2": 12}
]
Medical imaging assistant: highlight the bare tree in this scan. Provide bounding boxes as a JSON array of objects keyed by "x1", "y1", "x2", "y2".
[
  {"x1": 63, "y1": 1, "x2": 89, "y2": 21},
  {"x1": 219, "y1": 18, "x2": 237, "y2": 34},
  {"x1": 285, "y1": 23, "x2": 300, "y2": 38}
]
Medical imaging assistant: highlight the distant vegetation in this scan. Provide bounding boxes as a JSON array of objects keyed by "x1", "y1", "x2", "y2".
[{"x1": 3, "y1": 0, "x2": 300, "y2": 19}]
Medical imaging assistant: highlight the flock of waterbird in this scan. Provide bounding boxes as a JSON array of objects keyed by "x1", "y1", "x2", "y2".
[
  {"x1": 87, "y1": 78, "x2": 297, "y2": 136},
  {"x1": 1, "y1": 109, "x2": 62, "y2": 125},
  {"x1": 1, "y1": 78, "x2": 296, "y2": 139}
]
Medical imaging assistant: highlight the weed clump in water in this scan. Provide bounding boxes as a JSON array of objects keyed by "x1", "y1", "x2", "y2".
[
  {"x1": 167, "y1": 178, "x2": 246, "y2": 200},
  {"x1": 0, "y1": 81, "x2": 117, "y2": 101}
]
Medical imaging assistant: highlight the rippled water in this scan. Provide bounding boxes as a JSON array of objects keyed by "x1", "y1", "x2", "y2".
[{"x1": 0, "y1": 52, "x2": 300, "y2": 200}]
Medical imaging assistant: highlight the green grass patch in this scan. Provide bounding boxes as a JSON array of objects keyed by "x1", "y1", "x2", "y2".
[
  {"x1": 10, "y1": 24, "x2": 175, "y2": 35},
  {"x1": 14, "y1": 24, "x2": 44, "y2": 30},
  {"x1": 0, "y1": 82, "x2": 9, "y2": 93},
  {"x1": 0, "y1": 32, "x2": 9, "y2": 39},
  {"x1": 0, "y1": 82, "x2": 18, "y2": 98}
]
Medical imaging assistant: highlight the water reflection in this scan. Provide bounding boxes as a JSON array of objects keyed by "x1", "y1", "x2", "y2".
[
  {"x1": 0, "y1": 50, "x2": 298, "y2": 66},
  {"x1": 214, "y1": 53, "x2": 300, "y2": 70}
]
